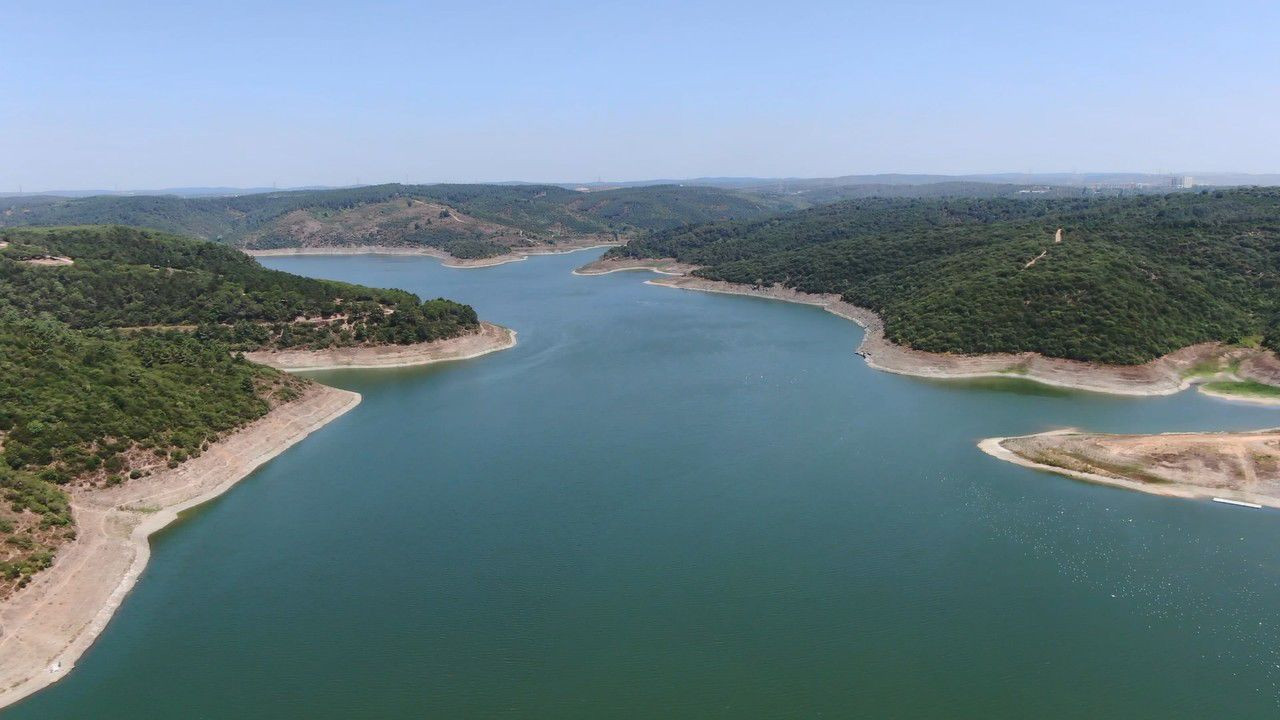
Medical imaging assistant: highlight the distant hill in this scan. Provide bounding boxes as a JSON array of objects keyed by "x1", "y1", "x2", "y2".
[
  {"x1": 0, "y1": 186, "x2": 337, "y2": 199},
  {"x1": 609, "y1": 188, "x2": 1280, "y2": 364},
  {"x1": 570, "y1": 172, "x2": 1280, "y2": 191},
  {"x1": 0, "y1": 184, "x2": 793, "y2": 260},
  {"x1": 10, "y1": 179, "x2": 1266, "y2": 263}
]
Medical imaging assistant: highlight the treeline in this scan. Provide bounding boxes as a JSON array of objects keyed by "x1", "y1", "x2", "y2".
[
  {"x1": 0, "y1": 226, "x2": 478, "y2": 350},
  {"x1": 610, "y1": 189, "x2": 1280, "y2": 364}
]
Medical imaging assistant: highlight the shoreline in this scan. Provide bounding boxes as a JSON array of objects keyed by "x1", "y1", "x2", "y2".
[
  {"x1": 245, "y1": 241, "x2": 620, "y2": 269},
  {"x1": 1197, "y1": 386, "x2": 1280, "y2": 407},
  {"x1": 0, "y1": 320, "x2": 518, "y2": 709},
  {"x1": 0, "y1": 385, "x2": 362, "y2": 711},
  {"x1": 570, "y1": 257, "x2": 697, "y2": 276},
  {"x1": 243, "y1": 322, "x2": 516, "y2": 371},
  {"x1": 577, "y1": 258, "x2": 1280, "y2": 399},
  {"x1": 977, "y1": 430, "x2": 1280, "y2": 509}
]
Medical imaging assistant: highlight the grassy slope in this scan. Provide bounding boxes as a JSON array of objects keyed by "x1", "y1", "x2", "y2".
[{"x1": 610, "y1": 189, "x2": 1280, "y2": 364}]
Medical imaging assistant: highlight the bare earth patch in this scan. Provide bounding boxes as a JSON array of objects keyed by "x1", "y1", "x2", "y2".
[
  {"x1": 18, "y1": 256, "x2": 73, "y2": 266},
  {"x1": 980, "y1": 429, "x2": 1280, "y2": 508}
]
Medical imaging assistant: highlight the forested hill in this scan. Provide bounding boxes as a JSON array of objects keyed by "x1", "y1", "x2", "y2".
[
  {"x1": 608, "y1": 189, "x2": 1280, "y2": 364},
  {"x1": 0, "y1": 225, "x2": 485, "y2": 592},
  {"x1": 0, "y1": 184, "x2": 791, "y2": 260},
  {"x1": 0, "y1": 225, "x2": 478, "y2": 349}
]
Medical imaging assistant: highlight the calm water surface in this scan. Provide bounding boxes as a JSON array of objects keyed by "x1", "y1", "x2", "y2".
[{"x1": 8, "y1": 250, "x2": 1280, "y2": 718}]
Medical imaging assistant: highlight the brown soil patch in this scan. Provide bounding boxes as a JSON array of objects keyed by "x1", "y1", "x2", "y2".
[{"x1": 984, "y1": 429, "x2": 1280, "y2": 507}]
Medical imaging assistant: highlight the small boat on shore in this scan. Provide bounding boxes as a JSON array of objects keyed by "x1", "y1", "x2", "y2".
[{"x1": 1212, "y1": 497, "x2": 1263, "y2": 509}]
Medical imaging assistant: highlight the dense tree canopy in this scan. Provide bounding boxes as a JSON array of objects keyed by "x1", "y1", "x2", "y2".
[
  {"x1": 0, "y1": 226, "x2": 479, "y2": 350},
  {"x1": 0, "y1": 312, "x2": 301, "y2": 590},
  {"x1": 610, "y1": 189, "x2": 1280, "y2": 364}
]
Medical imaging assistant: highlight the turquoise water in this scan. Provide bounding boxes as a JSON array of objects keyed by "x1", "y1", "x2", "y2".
[{"x1": 7, "y1": 250, "x2": 1280, "y2": 718}]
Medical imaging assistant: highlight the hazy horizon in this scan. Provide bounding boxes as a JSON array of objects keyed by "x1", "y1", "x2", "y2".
[
  {"x1": 4, "y1": 1, "x2": 1278, "y2": 191},
  {"x1": 9, "y1": 170, "x2": 1280, "y2": 198}
]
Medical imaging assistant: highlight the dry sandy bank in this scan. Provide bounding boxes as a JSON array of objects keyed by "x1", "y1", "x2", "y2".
[
  {"x1": 979, "y1": 429, "x2": 1280, "y2": 508},
  {"x1": 0, "y1": 385, "x2": 361, "y2": 710},
  {"x1": 1197, "y1": 387, "x2": 1280, "y2": 407},
  {"x1": 581, "y1": 259, "x2": 1280, "y2": 398},
  {"x1": 243, "y1": 322, "x2": 516, "y2": 371},
  {"x1": 245, "y1": 240, "x2": 620, "y2": 269},
  {"x1": 572, "y1": 257, "x2": 698, "y2": 276}
]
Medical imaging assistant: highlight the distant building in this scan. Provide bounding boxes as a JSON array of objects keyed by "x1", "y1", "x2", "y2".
[{"x1": 1170, "y1": 176, "x2": 1195, "y2": 188}]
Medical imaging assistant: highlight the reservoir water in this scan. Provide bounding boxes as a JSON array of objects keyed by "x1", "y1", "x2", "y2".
[{"x1": 7, "y1": 250, "x2": 1280, "y2": 718}]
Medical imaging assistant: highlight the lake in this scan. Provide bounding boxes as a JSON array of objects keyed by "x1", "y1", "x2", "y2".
[{"x1": 7, "y1": 249, "x2": 1280, "y2": 718}]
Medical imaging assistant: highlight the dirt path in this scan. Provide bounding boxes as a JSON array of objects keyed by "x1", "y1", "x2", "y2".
[{"x1": 1023, "y1": 250, "x2": 1048, "y2": 269}]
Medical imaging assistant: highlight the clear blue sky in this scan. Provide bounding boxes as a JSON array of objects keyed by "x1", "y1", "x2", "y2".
[{"x1": 3, "y1": 0, "x2": 1277, "y2": 190}]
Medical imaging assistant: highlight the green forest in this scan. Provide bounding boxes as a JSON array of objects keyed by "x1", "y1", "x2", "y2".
[
  {"x1": 610, "y1": 189, "x2": 1280, "y2": 364},
  {"x1": 0, "y1": 226, "x2": 478, "y2": 349},
  {"x1": 0, "y1": 225, "x2": 482, "y2": 591}
]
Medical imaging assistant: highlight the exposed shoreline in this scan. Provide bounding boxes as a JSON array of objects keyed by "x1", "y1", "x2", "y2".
[
  {"x1": 978, "y1": 430, "x2": 1280, "y2": 509},
  {"x1": 0, "y1": 385, "x2": 361, "y2": 710},
  {"x1": 571, "y1": 257, "x2": 698, "y2": 276},
  {"x1": 1197, "y1": 386, "x2": 1280, "y2": 407},
  {"x1": 243, "y1": 322, "x2": 516, "y2": 371},
  {"x1": 576, "y1": 257, "x2": 1280, "y2": 399},
  {"x1": 245, "y1": 240, "x2": 621, "y2": 269},
  {"x1": 0, "y1": 322, "x2": 519, "y2": 710}
]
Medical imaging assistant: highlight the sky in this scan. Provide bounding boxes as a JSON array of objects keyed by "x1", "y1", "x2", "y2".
[{"x1": 2, "y1": 0, "x2": 1278, "y2": 191}]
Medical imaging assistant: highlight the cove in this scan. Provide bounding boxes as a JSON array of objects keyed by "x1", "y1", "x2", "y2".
[{"x1": 6, "y1": 249, "x2": 1280, "y2": 719}]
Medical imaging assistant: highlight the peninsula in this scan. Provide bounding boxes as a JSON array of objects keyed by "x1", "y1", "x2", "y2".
[
  {"x1": 979, "y1": 429, "x2": 1280, "y2": 508},
  {"x1": 0, "y1": 225, "x2": 515, "y2": 708}
]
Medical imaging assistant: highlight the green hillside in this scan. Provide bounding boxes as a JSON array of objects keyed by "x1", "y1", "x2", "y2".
[
  {"x1": 0, "y1": 226, "x2": 478, "y2": 349},
  {"x1": 0, "y1": 226, "x2": 483, "y2": 591},
  {"x1": 609, "y1": 189, "x2": 1280, "y2": 364}
]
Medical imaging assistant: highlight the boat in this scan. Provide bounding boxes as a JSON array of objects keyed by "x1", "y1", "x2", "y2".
[{"x1": 1212, "y1": 497, "x2": 1263, "y2": 509}]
